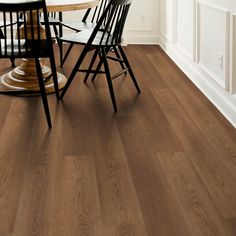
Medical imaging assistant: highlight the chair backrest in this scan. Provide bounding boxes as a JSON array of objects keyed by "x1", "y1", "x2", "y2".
[
  {"x1": 40, "y1": 11, "x2": 63, "y2": 37},
  {"x1": 89, "y1": 0, "x2": 132, "y2": 46},
  {"x1": 82, "y1": 0, "x2": 110, "y2": 24},
  {"x1": 40, "y1": 11, "x2": 63, "y2": 24},
  {"x1": 0, "y1": 0, "x2": 53, "y2": 58}
]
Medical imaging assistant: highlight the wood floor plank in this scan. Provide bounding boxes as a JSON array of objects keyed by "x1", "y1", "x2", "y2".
[
  {"x1": 46, "y1": 154, "x2": 102, "y2": 236},
  {"x1": 171, "y1": 86, "x2": 236, "y2": 164},
  {"x1": 190, "y1": 151, "x2": 236, "y2": 219},
  {"x1": 0, "y1": 98, "x2": 36, "y2": 236},
  {"x1": 124, "y1": 45, "x2": 168, "y2": 90},
  {"x1": 118, "y1": 87, "x2": 183, "y2": 152},
  {"x1": 224, "y1": 218, "x2": 236, "y2": 236},
  {"x1": 0, "y1": 95, "x2": 12, "y2": 135},
  {"x1": 158, "y1": 152, "x2": 232, "y2": 236},
  {"x1": 89, "y1": 101, "x2": 147, "y2": 232},
  {"x1": 117, "y1": 116, "x2": 192, "y2": 236},
  {"x1": 12, "y1": 98, "x2": 62, "y2": 236},
  {"x1": 150, "y1": 88, "x2": 204, "y2": 151}
]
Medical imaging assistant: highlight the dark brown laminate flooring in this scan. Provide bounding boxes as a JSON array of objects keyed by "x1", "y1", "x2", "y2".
[{"x1": 0, "y1": 45, "x2": 236, "y2": 236}]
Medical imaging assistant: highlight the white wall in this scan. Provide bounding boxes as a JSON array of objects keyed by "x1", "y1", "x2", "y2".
[{"x1": 125, "y1": 0, "x2": 159, "y2": 44}]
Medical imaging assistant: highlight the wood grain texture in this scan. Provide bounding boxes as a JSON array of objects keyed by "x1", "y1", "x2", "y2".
[
  {"x1": 46, "y1": 0, "x2": 99, "y2": 12},
  {"x1": 158, "y1": 152, "x2": 230, "y2": 236},
  {"x1": 0, "y1": 45, "x2": 236, "y2": 235}
]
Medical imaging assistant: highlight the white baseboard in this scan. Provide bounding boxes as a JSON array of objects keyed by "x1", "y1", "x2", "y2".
[
  {"x1": 125, "y1": 28, "x2": 159, "y2": 45},
  {"x1": 125, "y1": 34, "x2": 159, "y2": 45},
  {"x1": 158, "y1": 36, "x2": 236, "y2": 128}
]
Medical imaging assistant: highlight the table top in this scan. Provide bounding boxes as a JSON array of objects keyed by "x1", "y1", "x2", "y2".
[
  {"x1": 46, "y1": 0, "x2": 99, "y2": 12},
  {"x1": 0, "y1": 0, "x2": 100, "y2": 12}
]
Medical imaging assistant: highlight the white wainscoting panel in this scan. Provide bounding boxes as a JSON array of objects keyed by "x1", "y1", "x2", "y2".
[
  {"x1": 230, "y1": 14, "x2": 236, "y2": 94},
  {"x1": 174, "y1": 0, "x2": 195, "y2": 61},
  {"x1": 160, "y1": 0, "x2": 175, "y2": 43},
  {"x1": 196, "y1": 1, "x2": 230, "y2": 90}
]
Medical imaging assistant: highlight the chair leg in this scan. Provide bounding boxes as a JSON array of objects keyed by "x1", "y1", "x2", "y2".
[
  {"x1": 58, "y1": 15, "x2": 63, "y2": 64},
  {"x1": 10, "y1": 58, "x2": 16, "y2": 67},
  {"x1": 113, "y1": 46, "x2": 126, "y2": 72},
  {"x1": 59, "y1": 41, "x2": 63, "y2": 67},
  {"x1": 59, "y1": 12, "x2": 63, "y2": 37},
  {"x1": 101, "y1": 47, "x2": 117, "y2": 112},
  {"x1": 118, "y1": 45, "x2": 141, "y2": 93},
  {"x1": 52, "y1": 23, "x2": 73, "y2": 68},
  {"x1": 35, "y1": 58, "x2": 52, "y2": 128},
  {"x1": 53, "y1": 24, "x2": 63, "y2": 67},
  {"x1": 83, "y1": 47, "x2": 100, "y2": 83},
  {"x1": 49, "y1": 55, "x2": 60, "y2": 99},
  {"x1": 60, "y1": 43, "x2": 74, "y2": 67},
  {"x1": 60, "y1": 44, "x2": 90, "y2": 99},
  {"x1": 91, "y1": 47, "x2": 113, "y2": 82},
  {"x1": 91, "y1": 52, "x2": 103, "y2": 82}
]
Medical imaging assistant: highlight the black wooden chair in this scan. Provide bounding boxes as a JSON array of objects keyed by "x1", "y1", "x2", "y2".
[
  {"x1": 54, "y1": 0, "x2": 110, "y2": 67},
  {"x1": 59, "y1": 0, "x2": 140, "y2": 112},
  {"x1": 0, "y1": 0, "x2": 59, "y2": 128}
]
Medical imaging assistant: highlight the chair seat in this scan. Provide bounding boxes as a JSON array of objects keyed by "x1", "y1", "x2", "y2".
[
  {"x1": 60, "y1": 29, "x2": 117, "y2": 46},
  {"x1": 61, "y1": 22, "x2": 97, "y2": 31},
  {"x1": 0, "y1": 39, "x2": 50, "y2": 57},
  {"x1": 17, "y1": 17, "x2": 61, "y2": 26},
  {"x1": 40, "y1": 16, "x2": 61, "y2": 24}
]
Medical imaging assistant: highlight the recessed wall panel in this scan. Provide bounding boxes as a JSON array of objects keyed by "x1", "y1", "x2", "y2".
[
  {"x1": 176, "y1": 0, "x2": 195, "y2": 60},
  {"x1": 160, "y1": 0, "x2": 174, "y2": 42},
  {"x1": 197, "y1": 2, "x2": 230, "y2": 89}
]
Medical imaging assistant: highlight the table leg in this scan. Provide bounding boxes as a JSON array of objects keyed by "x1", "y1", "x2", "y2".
[
  {"x1": 0, "y1": 58, "x2": 67, "y2": 94},
  {"x1": 0, "y1": 12, "x2": 66, "y2": 94}
]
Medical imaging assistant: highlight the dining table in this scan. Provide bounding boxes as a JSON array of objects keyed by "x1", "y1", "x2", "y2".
[{"x1": 0, "y1": 0, "x2": 99, "y2": 94}]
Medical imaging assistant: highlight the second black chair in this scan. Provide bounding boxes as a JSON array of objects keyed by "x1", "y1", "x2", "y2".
[
  {"x1": 54, "y1": 0, "x2": 110, "y2": 67},
  {"x1": 59, "y1": 0, "x2": 140, "y2": 112}
]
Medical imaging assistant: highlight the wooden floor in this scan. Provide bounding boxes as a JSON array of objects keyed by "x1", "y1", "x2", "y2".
[{"x1": 0, "y1": 45, "x2": 236, "y2": 236}]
